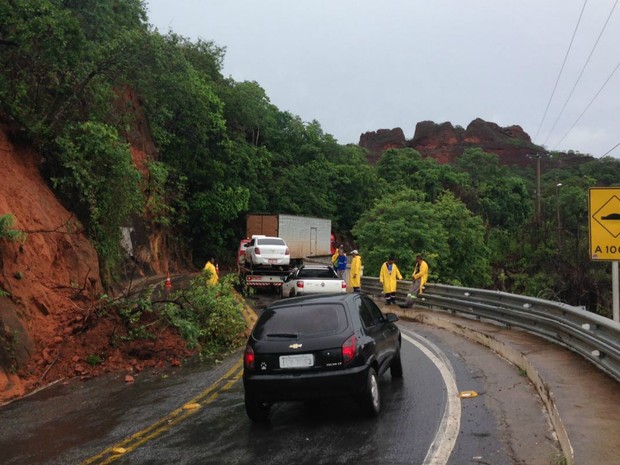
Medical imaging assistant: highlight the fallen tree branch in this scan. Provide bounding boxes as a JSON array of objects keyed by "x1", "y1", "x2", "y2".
[
  {"x1": 22, "y1": 213, "x2": 80, "y2": 235},
  {"x1": 37, "y1": 352, "x2": 60, "y2": 386}
]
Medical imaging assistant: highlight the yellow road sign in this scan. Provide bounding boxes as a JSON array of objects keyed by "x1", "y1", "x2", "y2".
[{"x1": 589, "y1": 187, "x2": 620, "y2": 260}]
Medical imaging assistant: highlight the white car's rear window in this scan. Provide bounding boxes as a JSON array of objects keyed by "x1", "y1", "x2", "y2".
[
  {"x1": 257, "y1": 238, "x2": 286, "y2": 246},
  {"x1": 298, "y1": 268, "x2": 337, "y2": 279}
]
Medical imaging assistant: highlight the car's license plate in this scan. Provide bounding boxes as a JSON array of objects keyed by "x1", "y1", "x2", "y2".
[
  {"x1": 279, "y1": 354, "x2": 314, "y2": 368},
  {"x1": 268, "y1": 259, "x2": 277, "y2": 264}
]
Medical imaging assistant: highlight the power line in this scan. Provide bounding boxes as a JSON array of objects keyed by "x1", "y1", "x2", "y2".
[
  {"x1": 554, "y1": 57, "x2": 620, "y2": 149},
  {"x1": 534, "y1": 0, "x2": 588, "y2": 141},
  {"x1": 543, "y1": 0, "x2": 619, "y2": 146},
  {"x1": 602, "y1": 141, "x2": 620, "y2": 157}
]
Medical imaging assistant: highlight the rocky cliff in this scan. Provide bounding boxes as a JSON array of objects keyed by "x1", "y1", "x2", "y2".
[{"x1": 359, "y1": 118, "x2": 545, "y2": 167}]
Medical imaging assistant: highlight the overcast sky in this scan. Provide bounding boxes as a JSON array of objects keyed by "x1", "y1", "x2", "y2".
[{"x1": 145, "y1": 0, "x2": 620, "y2": 158}]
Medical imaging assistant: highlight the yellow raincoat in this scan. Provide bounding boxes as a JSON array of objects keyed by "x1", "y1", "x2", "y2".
[
  {"x1": 331, "y1": 250, "x2": 339, "y2": 268},
  {"x1": 204, "y1": 261, "x2": 219, "y2": 286},
  {"x1": 412, "y1": 259, "x2": 429, "y2": 294},
  {"x1": 380, "y1": 261, "x2": 402, "y2": 293},
  {"x1": 349, "y1": 254, "x2": 362, "y2": 288}
]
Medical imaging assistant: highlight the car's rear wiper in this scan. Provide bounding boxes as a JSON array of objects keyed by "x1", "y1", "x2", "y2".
[{"x1": 266, "y1": 333, "x2": 298, "y2": 338}]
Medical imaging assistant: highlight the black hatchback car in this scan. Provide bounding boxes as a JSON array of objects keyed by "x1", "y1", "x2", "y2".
[{"x1": 243, "y1": 293, "x2": 402, "y2": 422}]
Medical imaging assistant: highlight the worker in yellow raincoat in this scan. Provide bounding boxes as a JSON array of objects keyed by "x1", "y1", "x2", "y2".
[
  {"x1": 379, "y1": 256, "x2": 402, "y2": 305},
  {"x1": 412, "y1": 255, "x2": 428, "y2": 295},
  {"x1": 204, "y1": 257, "x2": 219, "y2": 286},
  {"x1": 349, "y1": 250, "x2": 362, "y2": 293},
  {"x1": 403, "y1": 254, "x2": 428, "y2": 307},
  {"x1": 331, "y1": 245, "x2": 343, "y2": 272}
]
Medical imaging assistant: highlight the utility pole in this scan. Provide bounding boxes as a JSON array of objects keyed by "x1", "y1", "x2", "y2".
[
  {"x1": 556, "y1": 183, "x2": 562, "y2": 227},
  {"x1": 527, "y1": 153, "x2": 542, "y2": 224},
  {"x1": 556, "y1": 183, "x2": 562, "y2": 243},
  {"x1": 536, "y1": 156, "x2": 541, "y2": 225}
]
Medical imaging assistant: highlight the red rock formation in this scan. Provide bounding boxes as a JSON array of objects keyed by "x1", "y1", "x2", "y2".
[
  {"x1": 410, "y1": 121, "x2": 465, "y2": 164},
  {"x1": 359, "y1": 118, "x2": 545, "y2": 167},
  {"x1": 358, "y1": 128, "x2": 406, "y2": 164}
]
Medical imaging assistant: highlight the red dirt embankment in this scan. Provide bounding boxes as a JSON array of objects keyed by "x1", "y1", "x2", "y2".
[{"x1": 0, "y1": 129, "x2": 193, "y2": 404}]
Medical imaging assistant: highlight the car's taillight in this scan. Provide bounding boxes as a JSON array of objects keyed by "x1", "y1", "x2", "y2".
[
  {"x1": 285, "y1": 247, "x2": 290, "y2": 256},
  {"x1": 254, "y1": 247, "x2": 261, "y2": 255},
  {"x1": 244, "y1": 345, "x2": 255, "y2": 369},
  {"x1": 341, "y1": 335, "x2": 356, "y2": 364},
  {"x1": 296, "y1": 280, "x2": 305, "y2": 288},
  {"x1": 341, "y1": 281, "x2": 347, "y2": 290}
]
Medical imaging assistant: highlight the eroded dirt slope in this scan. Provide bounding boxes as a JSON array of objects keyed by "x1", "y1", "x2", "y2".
[{"x1": 0, "y1": 129, "x2": 193, "y2": 404}]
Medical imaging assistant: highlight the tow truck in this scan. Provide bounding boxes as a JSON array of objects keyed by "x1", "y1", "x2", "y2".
[{"x1": 237, "y1": 238, "x2": 291, "y2": 292}]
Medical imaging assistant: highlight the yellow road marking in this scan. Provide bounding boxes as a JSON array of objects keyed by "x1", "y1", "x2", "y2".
[
  {"x1": 232, "y1": 289, "x2": 258, "y2": 327},
  {"x1": 78, "y1": 360, "x2": 243, "y2": 465}
]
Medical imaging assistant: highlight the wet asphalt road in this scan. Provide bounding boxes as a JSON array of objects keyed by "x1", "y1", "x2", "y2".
[{"x1": 0, "y1": 291, "x2": 560, "y2": 465}]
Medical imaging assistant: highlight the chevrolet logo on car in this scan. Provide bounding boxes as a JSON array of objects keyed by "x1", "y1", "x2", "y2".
[{"x1": 289, "y1": 343, "x2": 303, "y2": 349}]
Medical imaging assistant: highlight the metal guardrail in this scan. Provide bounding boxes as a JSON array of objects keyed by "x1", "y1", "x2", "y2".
[{"x1": 361, "y1": 277, "x2": 620, "y2": 383}]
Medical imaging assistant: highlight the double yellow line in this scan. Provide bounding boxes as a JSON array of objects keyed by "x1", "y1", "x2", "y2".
[
  {"x1": 79, "y1": 293, "x2": 256, "y2": 464},
  {"x1": 78, "y1": 359, "x2": 243, "y2": 465}
]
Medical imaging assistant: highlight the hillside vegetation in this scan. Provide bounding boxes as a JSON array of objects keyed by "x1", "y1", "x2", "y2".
[{"x1": 1, "y1": 0, "x2": 619, "y2": 400}]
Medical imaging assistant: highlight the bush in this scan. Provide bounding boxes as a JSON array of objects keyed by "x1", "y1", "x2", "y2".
[
  {"x1": 162, "y1": 274, "x2": 246, "y2": 355},
  {"x1": 0, "y1": 214, "x2": 25, "y2": 242}
]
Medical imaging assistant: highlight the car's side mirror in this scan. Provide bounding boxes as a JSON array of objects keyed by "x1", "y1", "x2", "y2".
[{"x1": 386, "y1": 313, "x2": 399, "y2": 322}]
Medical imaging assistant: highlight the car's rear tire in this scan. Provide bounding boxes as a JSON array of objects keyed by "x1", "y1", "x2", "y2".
[
  {"x1": 359, "y1": 367, "x2": 380, "y2": 417},
  {"x1": 245, "y1": 395, "x2": 270, "y2": 422},
  {"x1": 390, "y1": 350, "x2": 403, "y2": 378}
]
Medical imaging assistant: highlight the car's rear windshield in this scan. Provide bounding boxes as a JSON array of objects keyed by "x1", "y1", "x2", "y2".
[
  {"x1": 253, "y1": 304, "x2": 347, "y2": 340},
  {"x1": 257, "y1": 238, "x2": 286, "y2": 246},
  {"x1": 299, "y1": 268, "x2": 337, "y2": 278}
]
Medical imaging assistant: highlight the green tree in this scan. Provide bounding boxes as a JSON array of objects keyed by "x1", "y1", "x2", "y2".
[
  {"x1": 219, "y1": 80, "x2": 277, "y2": 146},
  {"x1": 478, "y1": 176, "x2": 532, "y2": 230},
  {"x1": 353, "y1": 189, "x2": 491, "y2": 287},
  {"x1": 0, "y1": 0, "x2": 148, "y2": 141},
  {"x1": 377, "y1": 148, "x2": 468, "y2": 202},
  {"x1": 453, "y1": 149, "x2": 532, "y2": 231},
  {"x1": 330, "y1": 145, "x2": 385, "y2": 233},
  {"x1": 51, "y1": 121, "x2": 142, "y2": 277},
  {"x1": 352, "y1": 190, "x2": 448, "y2": 279},
  {"x1": 454, "y1": 148, "x2": 506, "y2": 187},
  {"x1": 189, "y1": 185, "x2": 250, "y2": 261},
  {"x1": 433, "y1": 192, "x2": 491, "y2": 287}
]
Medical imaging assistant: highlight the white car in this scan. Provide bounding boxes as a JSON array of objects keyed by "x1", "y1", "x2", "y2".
[
  {"x1": 244, "y1": 235, "x2": 290, "y2": 267},
  {"x1": 281, "y1": 265, "x2": 347, "y2": 298}
]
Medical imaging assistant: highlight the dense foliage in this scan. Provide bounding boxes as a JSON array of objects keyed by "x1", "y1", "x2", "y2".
[
  {"x1": 1, "y1": 1, "x2": 619, "y2": 317},
  {"x1": 162, "y1": 274, "x2": 246, "y2": 354}
]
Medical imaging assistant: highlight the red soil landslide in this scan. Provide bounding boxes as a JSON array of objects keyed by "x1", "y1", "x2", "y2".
[{"x1": 0, "y1": 128, "x2": 193, "y2": 404}]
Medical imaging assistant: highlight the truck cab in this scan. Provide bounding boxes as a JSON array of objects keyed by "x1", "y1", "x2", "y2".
[{"x1": 237, "y1": 238, "x2": 251, "y2": 267}]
